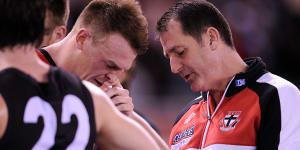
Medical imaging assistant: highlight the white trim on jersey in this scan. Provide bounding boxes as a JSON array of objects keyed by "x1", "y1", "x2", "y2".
[
  {"x1": 257, "y1": 72, "x2": 300, "y2": 150},
  {"x1": 185, "y1": 144, "x2": 256, "y2": 150}
]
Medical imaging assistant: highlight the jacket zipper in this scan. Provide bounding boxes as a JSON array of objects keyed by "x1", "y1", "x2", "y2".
[{"x1": 200, "y1": 76, "x2": 236, "y2": 149}]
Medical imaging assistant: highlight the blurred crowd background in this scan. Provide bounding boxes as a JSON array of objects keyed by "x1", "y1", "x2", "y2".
[{"x1": 68, "y1": 0, "x2": 300, "y2": 141}]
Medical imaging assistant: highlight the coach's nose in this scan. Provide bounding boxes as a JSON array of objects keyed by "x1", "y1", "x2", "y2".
[{"x1": 170, "y1": 56, "x2": 182, "y2": 74}]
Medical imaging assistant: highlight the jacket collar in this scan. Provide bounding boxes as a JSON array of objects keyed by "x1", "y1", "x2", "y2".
[{"x1": 224, "y1": 57, "x2": 268, "y2": 97}]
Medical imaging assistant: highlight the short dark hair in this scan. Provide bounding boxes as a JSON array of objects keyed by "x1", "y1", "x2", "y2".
[
  {"x1": 75, "y1": 0, "x2": 148, "y2": 54},
  {"x1": 157, "y1": 0, "x2": 234, "y2": 47},
  {"x1": 44, "y1": 0, "x2": 70, "y2": 35},
  {"x1": 0, "y1": 0, "x2": 46, "y2": 50}
]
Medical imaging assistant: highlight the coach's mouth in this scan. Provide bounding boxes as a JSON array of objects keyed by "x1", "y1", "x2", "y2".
[
  {"x1": 184, "y1": 73, "x2": 195, "y2": 84},
  {"x1": 184, "y1": 74, "x2": 190, "y2": 80}
]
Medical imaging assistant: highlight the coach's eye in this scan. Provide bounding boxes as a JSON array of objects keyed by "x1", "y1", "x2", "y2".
[{"x1": 177, "y1": 50, "x2": 184, "y2": 56}]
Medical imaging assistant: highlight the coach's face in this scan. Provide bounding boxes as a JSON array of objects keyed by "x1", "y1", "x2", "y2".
[
  {"x1": 160, "y1": 19, "x2": 220, "y2": 92},
  {"x1": 81, "y1": 33, "x2": 137, "y2": 87}
]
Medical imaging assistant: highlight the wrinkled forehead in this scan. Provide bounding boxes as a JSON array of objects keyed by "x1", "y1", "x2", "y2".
[
  {"x1": 159, "y1": 20, "x2": 184, "y2": 56},
  {"x1": 159, "y1": 34, "x2": 171, "y2": 57}
]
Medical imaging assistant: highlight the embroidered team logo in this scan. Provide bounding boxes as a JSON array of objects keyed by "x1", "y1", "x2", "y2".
[{"x1": 219, "y1": 111, "x2": 241, "y2": 131}]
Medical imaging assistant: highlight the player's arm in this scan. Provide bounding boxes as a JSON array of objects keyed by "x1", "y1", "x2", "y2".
[
  {"x1": 0, "y1": 94, "x2": 8, "y2": 139},
  {"x1": 130, "y1": 111, "x2": 169, "y2": 149},
  {"x1": 83, "y1": 81, "x2": 161, "y2": 150},
  {"x1": 101, "y1": 78, "x2": 168, "y2": 150}
]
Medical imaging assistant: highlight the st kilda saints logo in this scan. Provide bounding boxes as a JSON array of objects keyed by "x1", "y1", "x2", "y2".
[{"x1": 219, "y1": 111, "x2": 241, "y2": 131}]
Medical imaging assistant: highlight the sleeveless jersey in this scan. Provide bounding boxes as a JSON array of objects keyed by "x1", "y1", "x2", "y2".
[{"x1": 0, "y1": 67, "x2": 96, "y2": 149}]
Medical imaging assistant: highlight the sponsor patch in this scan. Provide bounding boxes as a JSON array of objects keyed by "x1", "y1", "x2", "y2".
[
  {"x1": 173, "y1": 125, "x2": 194, "y2": 144},
  {"x1": 219, "y1": 111, "x2": 241, "y2": 131},
  {"x1": 171, "y1": 137, "x2": 192, "y2": 150}
]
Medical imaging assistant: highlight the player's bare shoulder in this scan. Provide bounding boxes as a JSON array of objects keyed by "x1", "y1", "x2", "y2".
[
  {"x1": 82, "y1": 80, "x2": 110, "y2": 101},
  {"x1": 82, "y1": 80, "x2": 117, "y2": 132},
  {"x1": 0, "y1": 94, "x2": 8, "y2": 139}
]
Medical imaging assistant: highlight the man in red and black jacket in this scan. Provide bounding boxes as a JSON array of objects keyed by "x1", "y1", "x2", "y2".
[{"x1": 157, "y1": 0, "x2": 300, "y2": 149}]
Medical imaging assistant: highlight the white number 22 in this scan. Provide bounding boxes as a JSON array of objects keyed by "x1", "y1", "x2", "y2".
[{"x1": 23, "y1": 94, "x2": 90, "y2": 150}]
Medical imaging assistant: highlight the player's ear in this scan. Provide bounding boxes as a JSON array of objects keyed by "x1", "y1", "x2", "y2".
[
  {"x1": 76, "y1": 28, "x2": 91, "y2": 50},
  {"x1": 51, "y1": 25, "x2": 67, "y2": 43},
  {"x1": 206, "y1": 27, "x2": 220, "y2": 51}
]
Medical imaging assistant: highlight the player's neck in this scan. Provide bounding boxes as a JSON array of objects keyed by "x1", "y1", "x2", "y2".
[
  {"x1": 209, "y1": 48, "x2": 248, "y2": 104},
  {"x1": 215, "y1": 48, "x2": 248, "y2": 91},
  {"x1": 0, "y1": 44, "x2": 50, "y2": 82},
  {"x1": 44, "y1": 34, "x2": 74, "y2": 68}
]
